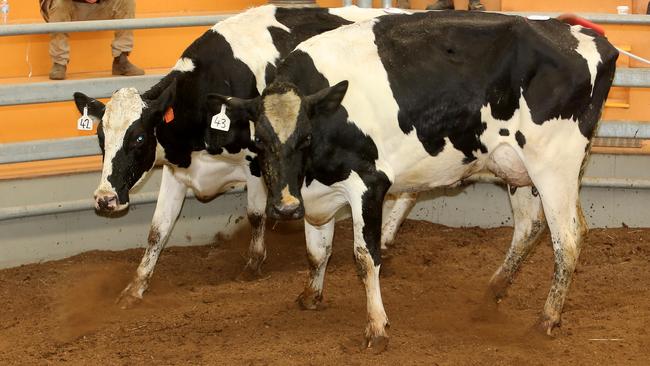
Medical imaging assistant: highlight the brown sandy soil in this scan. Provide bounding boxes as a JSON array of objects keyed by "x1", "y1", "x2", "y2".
[{"x1": 1, "y1": 219, "x2": 649, "y2": 365}]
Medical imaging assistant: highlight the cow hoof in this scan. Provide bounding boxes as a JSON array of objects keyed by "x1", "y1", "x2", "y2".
[
  {"x1": 532, "y1": 316, "x2": 560, "y2": 337},
  {"x1": 364, "y1": 335, "x2": 389, "y2": 354},
  {"x1": 115, "y1": 290, "x2": 142, "y2": 309},
  {"x1": 296, "y1": 290, "x2": 324, "y2": 310},
  {"x1": 236, "y1": 264, "x2": 263, "y2": 282}
]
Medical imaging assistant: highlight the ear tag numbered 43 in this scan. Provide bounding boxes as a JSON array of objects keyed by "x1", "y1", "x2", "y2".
[
  {"x1": 77, "y1": 106, "x2": 93, "y2": 131},
  {"x1": 211, "y1": 104, "x2": 231, "y2": 132}
]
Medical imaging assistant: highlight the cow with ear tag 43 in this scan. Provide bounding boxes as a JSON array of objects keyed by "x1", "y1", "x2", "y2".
[
  {"x1": 218, "y1": 11, "x2": 618, "y2": 351},
  {"x1": 72, "y1": 5, "x2": 416, "y2": 310}
]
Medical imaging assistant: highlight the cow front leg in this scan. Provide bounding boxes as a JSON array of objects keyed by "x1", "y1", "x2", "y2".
[
  {"x1": 117, "y1": 165, "x2": 186, "y2": 309},
  {"x1": 486, "y1": 186, "x2": 546, "y2": 304},
  {"x1": 348, "y1": 174, "x2": 391, "y2": 352},
  {"x1": 297, "y1": 219, "x2": 335, "y2": 310},
  {"x1": 381, "y1": 192, "x2": 417, "y2": 250},
  {"x1": 239, "y1": 177, "x2": 267, "y2": 280},
  {"x1": 532, "y1": 170, "x2": 588, "y2": 335}
]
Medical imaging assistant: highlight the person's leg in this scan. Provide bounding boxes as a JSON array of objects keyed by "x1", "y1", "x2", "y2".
[
  {"x1": 47, "y1": 0, "x2": 75, "y2": 79},
  {"x1": 396, "y1": 0, "x2": 410, "y2": 8},
  {"x1": 468, "y1": 0, "x2": 485, "y2": 11},
  {"x1": 86, "y1": 0, "x2": 143, "y2": 75},
  {"x1": 109, "y1": 0, "x2": 143, "y2": 75},
  {"x1": 425, "y1": 0, "x2": 454, "y2": 10}
]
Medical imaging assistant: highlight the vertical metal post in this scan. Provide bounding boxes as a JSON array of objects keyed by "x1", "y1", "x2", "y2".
[
  {"x1": 382, "y1": 0, "x2": 392, "y2": 7},
  {"x1": 357, "y1": 0, "x2": 372, "y2": 7},
  {"x1": 342, "y1": 0, "x2": 354, "y2": 5}
]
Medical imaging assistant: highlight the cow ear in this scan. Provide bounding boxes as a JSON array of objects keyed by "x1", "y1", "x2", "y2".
[
  {"x1": 73, "y1": 92, "x2": 105, "y2": 121},
  {"x1": 153, "y1": 79, "x2": 177, "y2": 113},
  {"x1": 206, "y1": 94, "x2": 260, "y2": 122},
  {"x1": 305, "y1": 80, "x2": 348, "y2": 117}
]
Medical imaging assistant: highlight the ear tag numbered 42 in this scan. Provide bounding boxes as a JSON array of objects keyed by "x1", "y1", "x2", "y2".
[
  {"x1": 77, "y1": 106, "x2": 93, "y2": 131},
  {"x1": 211, "y1": 104, "x2": 231, "y2": 131}
]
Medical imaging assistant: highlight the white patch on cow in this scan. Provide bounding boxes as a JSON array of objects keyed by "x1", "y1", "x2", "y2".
[
  {"x1": 263, "y1": 90, "x2": 301, "y2": 143},
  {"x1": 328, "y1": 6, "x2": 387, "y2": 23},
  {"x1": 95, "y1": 88, "x2": 147, "y2": 199},
  {"x1": 171, "y1": 150, "x2": 250, "y2": 200},
  {"x1": 280, "y1": 185, "x2": 300, "y2": 207},
  {"x1": 570, "y1": 26, "x2": 600, "y2": 94},
  {"x1": 171, "y1": 57, "x2": 195, "y2": 72},
  {"x1": 212, "y1": 5, "x2": 290, "y2": 93}
]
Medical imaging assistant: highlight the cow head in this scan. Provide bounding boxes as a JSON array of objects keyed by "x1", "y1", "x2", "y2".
[
  {"x1": 209, "y1": 80, "x2": 348, "y2": 220},
  {"x1": 73, "y1": 82, "x2": 176, "y2": 212}
]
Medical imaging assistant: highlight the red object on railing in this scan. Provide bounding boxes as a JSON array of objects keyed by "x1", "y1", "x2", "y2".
[{"x1": 557, "y1": 13, "x2": 606, "y2": 36}]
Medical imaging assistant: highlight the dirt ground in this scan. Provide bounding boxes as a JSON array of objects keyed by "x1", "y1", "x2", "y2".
[{"x1": 1, "y1": 219, "x2": 649, "y2": 365}]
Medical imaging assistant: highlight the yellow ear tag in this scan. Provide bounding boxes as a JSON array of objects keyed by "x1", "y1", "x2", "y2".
[{"x1": 164, "y1": 107, "x2": 174, "y2": 124}]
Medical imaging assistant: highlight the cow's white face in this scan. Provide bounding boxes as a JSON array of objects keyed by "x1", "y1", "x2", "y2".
[{"x1": 74, "y1": 87, "x2": 169, "y2": 212}]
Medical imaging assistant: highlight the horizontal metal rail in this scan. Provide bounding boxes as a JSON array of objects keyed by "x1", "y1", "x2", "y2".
[
  {"x1": 0, "y1": 14, "x2": 234, "y2": 37},
  {"x1": 0, "y1": 120, "x2": 648, "y2": 164},
  {"x1": 0, "y1": 75, "x2": 161, "y2": 106},
  {"x1": 0, "y1": 135, "x2": 99, "y2": 164},
  {"x1": 0, "y1": 186, "x2": 245, "y2": 221},
  {"x1": 2, "y1": 173, "x2": 649, "y2": 221},
  {"x1": 1, "y1": 67, "x2": 647, "y2": 107},
  {"x1": 0, "y1": 11, "x2": 649, "y2": 37}
]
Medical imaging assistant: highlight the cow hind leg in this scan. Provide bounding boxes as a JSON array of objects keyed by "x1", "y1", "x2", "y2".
[
  {"x1": 381, "y1": 192, "x2": 417, "y2": 250},
  {"x1": 116, "y1": 165, "x2": 186, "y2": 309},
  {"x1": 486, "y1": 185, "x2": 546, "y2": 305},
  {"x1": 297, "y1": 219, "x2": 335, "y2": 310},
  {"x1": 528, "y1": 159, "x2": 588, "y2": 335}
]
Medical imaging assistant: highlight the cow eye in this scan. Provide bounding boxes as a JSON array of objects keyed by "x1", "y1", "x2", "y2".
[
  {"x1": 136, "y1": 135, "x2": 145, "y2": 144},
  {"x1": 254, "y1": 136, "x2": 262, "y2": 146},
  {"x1": 298, "y1": 135, "x2": 311, "y2": 149}
]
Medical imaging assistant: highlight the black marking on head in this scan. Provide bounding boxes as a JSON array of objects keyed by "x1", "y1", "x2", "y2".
[
  {"x1": 107, "y1": 118, "x2": 158, "y2": 204},
  {"x1": 509, "y1": 185, "x2": 517, "y2": 195},
  {"x1": 515, "y1": 130, "x2": 526, "y2": 148},
  {"x1": 499, "y1": 128, "x2": 510, "y2": 136}
]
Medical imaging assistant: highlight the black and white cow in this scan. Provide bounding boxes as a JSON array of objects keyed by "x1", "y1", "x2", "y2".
[
  {"x1": 212, "y1": 11, "x2": 618, "y2": 350},
  {"x1": 72, "y1": 5, "x2": 416, "y2": 308}
]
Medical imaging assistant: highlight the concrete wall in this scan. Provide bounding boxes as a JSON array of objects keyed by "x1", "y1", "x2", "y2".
[{"x1": 1, "y1": 153, "x2": 649, "y2": 268}]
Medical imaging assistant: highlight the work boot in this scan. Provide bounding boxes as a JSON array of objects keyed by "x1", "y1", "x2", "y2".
[
  {"x1": 396, "y1": 0, "x2": 410, "y2": 8},
  {"x1": 468, "y1": 0, "x2": 485, "y2": 11},
  {"x1": 49, "y1": 63, "x2": 67, "y2": 80},
  {"x1": 426, "y1": 0, "x2": 454, "y2": 10},
  {"x1": 112, "y1": 52, "x2": 145, "y2": 76}
]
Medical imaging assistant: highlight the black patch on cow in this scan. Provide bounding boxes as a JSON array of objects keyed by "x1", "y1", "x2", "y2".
[
  {"x1": 264, "y1": 62, "x2": 277, "y2": 87},
  {"x1": 515, "y1": 130, "x2": 526, "y2": 148},
  {"x1": 249, "y1": 156, "x2": 261, "y2": 177},
  {"x1": 499, "y1": 128, "x2": 510, "y2": 136},
  {"x1": 509, "y1": 186, "x2": 517, "y2": 195},
  {"x1": 107, "y1": 119, "x2": 157, "y2": 204},
  {"x1": 371, "y1": 11, "x2": 617, "y2": 149}
]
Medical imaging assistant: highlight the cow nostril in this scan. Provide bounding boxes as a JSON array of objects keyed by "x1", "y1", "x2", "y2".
[
  {"x1": 97, "y1": 195, "x2": 118, "y2": 211},
  {"x1": 274, "y1": 202, "x2": 299, "y2": 216}
]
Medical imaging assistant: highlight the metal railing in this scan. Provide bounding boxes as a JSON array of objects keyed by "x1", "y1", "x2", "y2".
[
  {"x1": 1, "y1": 9, "x2": 650, "y2": 225},
  {"x1": 0, "y1": 10, "x2": 649, "y2": 38}
]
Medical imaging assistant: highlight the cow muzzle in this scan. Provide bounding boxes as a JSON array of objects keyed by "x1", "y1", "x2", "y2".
[
  {"x1": 94, "y1": 191, "x2": 126, "y2": 212},
  {"x1": 268, "y1": 201, "x2": 304, "y2": 220}
]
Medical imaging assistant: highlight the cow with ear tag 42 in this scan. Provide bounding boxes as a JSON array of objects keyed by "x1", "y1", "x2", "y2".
[
  {"x1": 218, "y1": 11, "x2": 618, "y2": 351},
  {"x1": 72, "y1": 5, "x2": 415, "y2": 310}
]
